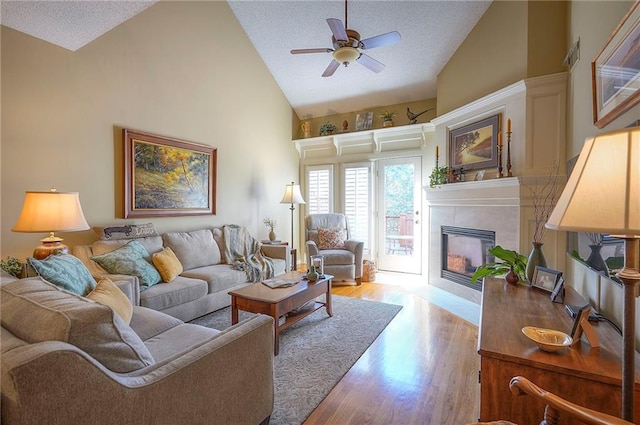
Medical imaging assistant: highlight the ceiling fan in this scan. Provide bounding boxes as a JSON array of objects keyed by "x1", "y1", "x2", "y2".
[{"x1": 290, "y1": 0, "x2": 401, "y2": 77}]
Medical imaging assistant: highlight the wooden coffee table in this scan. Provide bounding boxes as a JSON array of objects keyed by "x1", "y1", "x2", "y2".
[{"x1": 229, "y1": 271, "x2": 333, "y2": 355}]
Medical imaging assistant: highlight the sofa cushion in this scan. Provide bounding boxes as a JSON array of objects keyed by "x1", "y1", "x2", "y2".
[
  {"x1": 143, "y1": 323, "x2": 220, "y2": 363},
  {"x1": 163, "y1": 229, "x2": 221, "y2": 270},
  {"x1": 181, "y1": 265, "x2": 248, "y2": 293},
  {"x1": 319, "y1": 249, "x2": 355, "y2": 264},
  {"x1": 318, "y1": 227, "x2": 347, "y2": 249},
  {"x1": 129, "y1": 306, "x2": 183, "y2": 341},
  {"x1": 0, "y1": 277, "x2": 154, "y2": 373},
  {"x1": 92, "y1": 236, "x2": 164, "y2": 259},
  {"x1": 139, "y1": 276, "x2": 208, "y2": 311},
  {"x1": 91, "y1": 240, "x2": 162, "y2": 289},
  {"x1": 87, "y1": 277, "x2": 133, "y2": 324},
  {"x1": 152, "y1": 247, "x2": 183, "y2": 282},
  {"x1": 28, "y1": 254, "x2": 96, "y2": 296}
]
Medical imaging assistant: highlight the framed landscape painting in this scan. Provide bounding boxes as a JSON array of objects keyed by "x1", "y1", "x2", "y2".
[
  {"x1": 123, "y1": 129, "x2": 217, "y2": 218},
  {"x1": 449, "y1": 114, "x2": 500, "y2": 172},
  {"x1": 592, "y1": 1, "x2": 640, "y2": 128}
]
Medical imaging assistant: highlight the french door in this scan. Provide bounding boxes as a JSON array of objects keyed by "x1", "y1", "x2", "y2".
[{"x1": 376, "y1": 157, "x2": 422, "y2": 274}]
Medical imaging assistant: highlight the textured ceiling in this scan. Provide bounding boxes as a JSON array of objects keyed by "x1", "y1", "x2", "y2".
[
  {"x1": 0, "y1": 1, "x2": 156, "y2": 51},
  {"x1": 228, "y1": 0, "x2": 491, "y2": 118},
  {"x1": 0, "y1": 0, "x2": 491, "y2": 119}
]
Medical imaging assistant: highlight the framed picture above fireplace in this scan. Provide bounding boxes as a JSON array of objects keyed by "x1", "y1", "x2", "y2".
[{"x1": 449, "y1": 114, "x2": 500, "y2": 172}]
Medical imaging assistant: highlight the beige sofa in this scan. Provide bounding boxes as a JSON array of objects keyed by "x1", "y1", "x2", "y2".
[
  {"x1": 72, "y1": 226, "x2": 289, "y2": 322},
  {"x1": 0, "y1": 274, "x2": 274, "y2": 425}
]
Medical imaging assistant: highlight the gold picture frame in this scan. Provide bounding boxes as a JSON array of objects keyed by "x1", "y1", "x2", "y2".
[
  {"x1": 123, "y1": 129, "x2": 217, "y2": 218},
  {"x1": 449, "y1": 114, "x2": 500, "y2": 172},
  {"x1": 592, "y1": 0, "x2": 640, "y2": 128}
]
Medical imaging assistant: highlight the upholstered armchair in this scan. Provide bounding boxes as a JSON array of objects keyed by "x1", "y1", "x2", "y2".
[{"x1": 305, "y1": 213, "x2": 364, "y2": 285}]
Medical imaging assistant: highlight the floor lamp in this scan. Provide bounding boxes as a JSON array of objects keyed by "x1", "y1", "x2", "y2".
[
  {"x1": 280, "y1": 182, "x2": 306, "y2": 250},
  {"x1": 545, "y1": 127, "x2": 640, "y2": 421}
]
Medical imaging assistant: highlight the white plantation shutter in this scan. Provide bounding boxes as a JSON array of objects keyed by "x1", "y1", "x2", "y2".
[
  {"x1": 306, "y1": 166, "x2": 333, "y2": 214},
  {"x1": 344, "y1": 165, "x2": 370, "y2": 253}
]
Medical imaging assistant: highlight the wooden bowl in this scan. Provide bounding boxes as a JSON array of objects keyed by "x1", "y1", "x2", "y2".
[{"x1": 522, "y1": 326, "x2": 572, "y2": 352}]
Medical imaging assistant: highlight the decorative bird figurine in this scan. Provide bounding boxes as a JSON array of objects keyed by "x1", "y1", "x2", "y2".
[{"x1": 406, "y1": 107, "x2": 434, "y2": 124}]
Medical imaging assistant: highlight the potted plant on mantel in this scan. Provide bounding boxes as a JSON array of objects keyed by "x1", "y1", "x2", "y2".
[
  {"x1": 319, "y1": 122, "x2": 337, "y2": 136},
  {"x1": 471, "y1": 246, "x2": 528, "y2": 285}
]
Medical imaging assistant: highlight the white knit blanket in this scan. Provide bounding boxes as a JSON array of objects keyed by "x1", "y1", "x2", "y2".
[{"x1": 222, "y1": 225, "x2": 274, "y2": 282}]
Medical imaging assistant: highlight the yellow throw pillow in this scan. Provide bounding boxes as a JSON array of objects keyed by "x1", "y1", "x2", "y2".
[
  {"x1": 152, "y1": 247, "x2": 183, "y2": 283},
  {"x1": 87, "y1": 278, "x2": 133, "y2": 324}
]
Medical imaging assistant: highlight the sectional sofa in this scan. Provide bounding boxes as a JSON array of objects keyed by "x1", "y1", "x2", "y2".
[{"x1": 72, "y1": 225, "x2": 289, "y2": 322}]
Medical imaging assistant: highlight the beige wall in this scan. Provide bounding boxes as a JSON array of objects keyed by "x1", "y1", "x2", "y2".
[
  {"x1": 294, "y1": 99, "x2": 437, "y2": 140},
  {"x1": 566, "y1": 0, "x2": 638, "y2": 155},
  {"x1": 437, "y1": 1, "x2": 567, "y2": 115},
  {"x1": 1, "y1": 1, "x2": 299, "y2": 260}
]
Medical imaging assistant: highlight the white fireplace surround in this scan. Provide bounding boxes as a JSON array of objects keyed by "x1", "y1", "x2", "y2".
[{"x1": 426, "y1": 73, "x2": 568, "y2": 303}]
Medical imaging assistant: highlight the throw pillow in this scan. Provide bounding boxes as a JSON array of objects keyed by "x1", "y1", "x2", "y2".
[
  {"x1": 318, "y1": 227, "x2": 347, "y2": 249},
  {"x1": 87, "y1": 277, "x2": 133, "y2": 324},
  {"x1": 90, "y1": 240, "x2": 161, "y2": 289},
  {"x1": 28, "y1": 253, "x2": 96, "y2": 296},
  {"x1": 152, "y1": 247, "x2": 184, "y2": 283}
]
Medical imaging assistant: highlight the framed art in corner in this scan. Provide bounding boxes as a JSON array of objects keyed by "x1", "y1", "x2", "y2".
[
  {"x1": 592, "y1": 0, "x2": 640, "y2": 128},
  {"x1": 449, "y1": 114, "x2": 500, "y2": 172},
  {"x1": 123, "y1": 129, "x2": 217, "y2": 218},
  {"x1": 531, "y1": 266, "x2": 562, "y2": 293}
]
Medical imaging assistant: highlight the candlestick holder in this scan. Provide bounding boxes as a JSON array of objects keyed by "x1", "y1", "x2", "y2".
[
  {"x1": 497, "y1": 144, "x2": 504, "y2": 178},
  {"x1": 506, "y1": 130, "x2": 513, "y2": 177}
]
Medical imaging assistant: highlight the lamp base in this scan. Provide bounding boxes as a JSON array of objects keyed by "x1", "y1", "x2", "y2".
[{"x1": 33, "y1": 240, "x2": 69, "y2": 260}]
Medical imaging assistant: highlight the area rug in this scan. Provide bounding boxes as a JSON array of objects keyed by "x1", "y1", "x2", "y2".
[{"x1": 190, "y1": 295, "x2": 402, "y2": 425}]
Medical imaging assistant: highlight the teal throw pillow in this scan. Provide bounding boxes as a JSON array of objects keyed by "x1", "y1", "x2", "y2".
[
  {"x1": 28, "y1": 254, "x2": 97, "y2": 296},
  {"x1": 91, "y1": 240, "x2": 161, "y2": 289}
]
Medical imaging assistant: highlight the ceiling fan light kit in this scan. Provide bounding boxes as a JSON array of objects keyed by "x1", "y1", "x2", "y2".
[
  {"x1": 333, "y1": 47, "x2": 360, "y2": 66},
  {"x1": 290, "y1": 0, "x2": 401, "y2": 77}
]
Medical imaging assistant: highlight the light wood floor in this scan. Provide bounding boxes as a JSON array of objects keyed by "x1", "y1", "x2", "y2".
[{"x1": 302, "y1": 278, "x2": 481, "y2": 425}]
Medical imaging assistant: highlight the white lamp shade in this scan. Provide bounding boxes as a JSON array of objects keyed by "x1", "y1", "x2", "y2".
[
  {"x1": 12, "y1": 191, "x2": 90, "y2": 233},
  {"x1": 280, "y1": 183, "x2": 306, "y2": 205},
  {"x1": 546, "y1": 127, "x2": 639, "y2": 235}
]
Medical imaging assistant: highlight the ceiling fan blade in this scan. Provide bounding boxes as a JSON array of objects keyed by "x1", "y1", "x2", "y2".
[
  {"x1": 322, "y1": 60, "x2": 340, "y2": 77},
  {"x1": 361, "y1": 31, "x2": 401, "y2": 50},
  {"x1": 357, "y1": 53, "x2": 385, "y2": 73},
  {"x1": 291, "y1": 48, "x2": 333, "y2": 54},
  {"x1": 327, "y1": 18, "x2": 348, "y2": 42}
]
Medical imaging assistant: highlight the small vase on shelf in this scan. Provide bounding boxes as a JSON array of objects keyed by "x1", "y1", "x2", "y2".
[
  {"x1": 526, "y1": 242, "x2": 547, "y2": 284},
  {"x1": 269, "y1": 229, "x2": 276, "y2": 241}
]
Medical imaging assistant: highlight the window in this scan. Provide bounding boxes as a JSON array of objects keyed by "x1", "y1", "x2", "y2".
[
  {"x1": 306, "y1": 165, "x2": 333, "y2": 214},
  {"x1": 343, "y1": 164, "x2": 370, "y2": 253}
]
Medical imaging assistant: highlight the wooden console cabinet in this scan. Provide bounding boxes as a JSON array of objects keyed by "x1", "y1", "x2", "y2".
[{"x1": 479, "y1": 277, "x2": 640, "y2": 424}]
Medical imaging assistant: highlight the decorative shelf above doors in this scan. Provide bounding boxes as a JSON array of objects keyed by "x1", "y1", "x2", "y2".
[{"x1": 294, "y1": 123, "x2": 434, "y2": 159}]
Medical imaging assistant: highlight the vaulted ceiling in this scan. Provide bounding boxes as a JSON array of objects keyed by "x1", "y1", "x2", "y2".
[{"x1": 0, "y1": 0, "x2": 491, "y2": 118}]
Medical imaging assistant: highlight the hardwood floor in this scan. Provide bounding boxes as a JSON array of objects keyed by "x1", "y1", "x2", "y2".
[{"x1": 302, "y1": 277, "x2": 480, "y2": 425}]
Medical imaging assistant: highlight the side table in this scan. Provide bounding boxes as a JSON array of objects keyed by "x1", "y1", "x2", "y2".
[{"x1": 261, "y1": 241, "x2": 297, "y2": 271}]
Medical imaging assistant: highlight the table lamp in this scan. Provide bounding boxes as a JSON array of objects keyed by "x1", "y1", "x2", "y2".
[
  {"x1": 12, "y1": 188, "x2": 90, "y2": 259},
  {"x1": 280, "y1": 182, "x2": 306, "y2": 249},
  {"x1": 545, "y1": 127, "x2": 639, "y2": 421}
]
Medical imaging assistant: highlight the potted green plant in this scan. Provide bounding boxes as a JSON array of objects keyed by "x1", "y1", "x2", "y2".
[
  {"x1": 379, "y1": 110, "x2": 396, "y2": 127},
  {"x1": 471, "y1": 245, "x2": 527, "y2": 285},
  {"x1": 428, "y1": 165, "x2": 449, "y2": 188},
  {"x1": 319, "y1": 122, "x2": 337, "y2": 136},
  {"x1": 1, "y1": 256, "x2": 24, "y2": 278}
]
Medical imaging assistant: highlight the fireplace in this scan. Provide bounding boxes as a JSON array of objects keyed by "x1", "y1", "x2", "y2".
[{"x1": 441, "y1": 226, "x2": 495, "y2": 291}]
